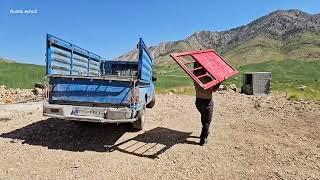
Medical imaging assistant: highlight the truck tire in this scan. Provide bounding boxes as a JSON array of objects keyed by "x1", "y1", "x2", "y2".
[
  {"x1": 133, "y1": 108, "x2": 145, "y2": 130},
  {"x1": 146, "y1": 95, "x2": 156, "y2": 108}
]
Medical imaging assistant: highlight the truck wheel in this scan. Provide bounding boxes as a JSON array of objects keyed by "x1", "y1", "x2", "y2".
[
  {"x1": 146, "y1": 96, "x2": 155, "y2": 108},
  {"x1": 133, "y1": 108, "x2": 145, "y2": 130}
]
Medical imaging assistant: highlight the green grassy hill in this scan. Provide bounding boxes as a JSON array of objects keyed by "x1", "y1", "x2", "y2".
[
  {"x1": 155, "y1": 60, "x2": 320, "y2": 100},
  {"x1": 0, "y1": 61, "x2": 45, "y2": 89},
  {"x1": 153, "y1": 32, "x2": 320, "y2": 67},
  {"x1": 223, "y1": 32, "x2": 320, "y2": 65},
  {"x1": 0, "y1": 57, "x2": 319, "y2": 100},
  {"x1": 152, "y1": 32, "x2": 320, "y2": 100},
  {"x1": 0, "y1": 57, "x2": 16, "y2": 63}
]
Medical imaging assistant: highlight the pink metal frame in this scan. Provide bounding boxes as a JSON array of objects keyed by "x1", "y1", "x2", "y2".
[{"x1": 170, "y1": 49, "x2": 238, "y2": 90}]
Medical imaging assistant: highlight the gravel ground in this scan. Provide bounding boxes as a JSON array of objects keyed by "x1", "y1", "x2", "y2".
[
  {"x1": 0, "y1": 92, "x2": 319, "y2": 179},
  {"x1": 0, "y1": 85, "x2": 42, "y2": 104}
]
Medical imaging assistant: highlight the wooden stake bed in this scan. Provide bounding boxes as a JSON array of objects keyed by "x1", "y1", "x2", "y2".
[{"x1": 170, "y1": 49, "x2": 238, "y2": 90}]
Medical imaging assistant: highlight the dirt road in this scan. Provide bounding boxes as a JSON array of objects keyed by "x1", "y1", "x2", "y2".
[{"x1": 0, "y1": 92, "x2": 319, "y2": 179}]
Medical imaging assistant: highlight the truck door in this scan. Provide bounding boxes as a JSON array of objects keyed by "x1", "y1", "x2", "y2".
[{"x1": 138, "y1": 38, "x2": 154, "y2": 81}]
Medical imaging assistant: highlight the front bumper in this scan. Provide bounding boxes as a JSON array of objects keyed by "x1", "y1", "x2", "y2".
[{"x1": 43, "y1": 103, "x2": 137, "y2": 123}]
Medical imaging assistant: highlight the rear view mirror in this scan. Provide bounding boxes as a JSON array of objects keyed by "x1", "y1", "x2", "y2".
[{"x1": 152, "y1": 76, "x2": 157, "y2": 81}]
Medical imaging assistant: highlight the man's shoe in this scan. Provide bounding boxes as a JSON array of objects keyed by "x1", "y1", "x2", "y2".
[{"x1": 199, "y1": 137, "x2": 208, "y2": 146}]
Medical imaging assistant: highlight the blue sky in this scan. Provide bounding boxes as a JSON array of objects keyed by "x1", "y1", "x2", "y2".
[{"x1": 0, "y1": 0, "x2": 320, "y2": 65}]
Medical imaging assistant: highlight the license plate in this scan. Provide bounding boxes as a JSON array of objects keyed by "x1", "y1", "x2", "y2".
[{"x1": 72, "y1": 107, "x2": 105, "y2": 118}]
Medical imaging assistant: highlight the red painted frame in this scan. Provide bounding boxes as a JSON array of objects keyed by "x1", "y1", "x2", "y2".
[{"x1": 170, "y1": 49, "x2": 238, "y2": 90}]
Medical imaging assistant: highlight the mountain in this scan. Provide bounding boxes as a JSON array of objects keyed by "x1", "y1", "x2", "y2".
[
  {"x1": 0, "y1": 57, "x2": 16, "y2": 63},
  {"x1": 116, "y1": 9, "x2": 320, "y2": 65}
]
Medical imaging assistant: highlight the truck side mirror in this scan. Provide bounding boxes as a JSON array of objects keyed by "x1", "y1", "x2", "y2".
[{"x1": 152, "y1": 76, "x2": 157, "y2": 81}]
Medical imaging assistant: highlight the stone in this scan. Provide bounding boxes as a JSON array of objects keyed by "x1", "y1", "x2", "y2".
[
  {"x1": 297, "y1": 85, "x2": 306, "y2": 91},
  {"x1": 170, "y1": 89, "x2": 177, "y2": 93},
  {"x1": 218, "y1": 84, "x2": 227, "y2": 91},
  {"x1": 0, "y1": 111, "x2": 11, "y2": 121},
  {"x1": 229, "y1": 84, "x2": 237, "y2": 92}
]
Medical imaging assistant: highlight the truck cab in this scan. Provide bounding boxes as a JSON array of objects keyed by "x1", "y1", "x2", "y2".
[{"x1": 43, "y1": 34, "x2": 156, "y2": 130}]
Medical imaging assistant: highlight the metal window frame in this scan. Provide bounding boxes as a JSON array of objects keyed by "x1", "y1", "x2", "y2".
[{"x1": 170, "y1": 49, "x2": 238, "y2": 89}]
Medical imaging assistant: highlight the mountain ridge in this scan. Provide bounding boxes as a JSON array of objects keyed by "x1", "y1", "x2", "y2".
[
  {"x1": 116, "y1": 9, "x2": 320, "y2": 65},
  {"x1": 0, "y1": 57, "x2": 16, "y2": 63}
]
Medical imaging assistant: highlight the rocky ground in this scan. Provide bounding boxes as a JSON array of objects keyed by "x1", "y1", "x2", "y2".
[
  {"x1": 0, "y1": 92, "x2": 319, "y2": 179},
  {"x1": 0, "y1": 85, "x2": 42, "y2": 104}
]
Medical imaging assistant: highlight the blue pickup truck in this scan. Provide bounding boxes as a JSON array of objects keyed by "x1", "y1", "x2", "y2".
[{"x1": 43, "y1": 34, "x2": 156, "y2": 130}]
